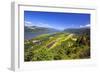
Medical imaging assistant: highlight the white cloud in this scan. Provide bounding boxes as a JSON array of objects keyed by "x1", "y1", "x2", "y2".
[
  {"x1": 80, "y1": 24, "x2": 90, "y2": 28},
  {"x1": 24, "y1": 21, "x2": 54, "y2": 28},
  {"x1": 37, "y1": 22, "x2": 53, "y2": 28},
  {"x1": 85, "y1": 24, "x2": 90, "y2": 27},
  {"x1": 25, "y1": 21, "x2": 32, "y2": 24},
  {"x1": 24, "y1": 21, "x2": 33, "y2": 26}
]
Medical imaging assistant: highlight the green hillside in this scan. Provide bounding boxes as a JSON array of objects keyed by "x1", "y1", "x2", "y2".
[{"x1": 24, "y1": 32, "x2": 90, "y2": 61}]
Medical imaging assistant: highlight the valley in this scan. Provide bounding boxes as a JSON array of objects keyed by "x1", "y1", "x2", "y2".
[{"x1": 24, "y1": 27, "x2": 90, "y2": 61}]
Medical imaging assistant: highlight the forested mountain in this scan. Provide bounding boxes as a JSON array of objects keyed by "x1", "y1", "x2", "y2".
[{"x1": 64, "y1": 27, "x2": 90, "y2": 35}]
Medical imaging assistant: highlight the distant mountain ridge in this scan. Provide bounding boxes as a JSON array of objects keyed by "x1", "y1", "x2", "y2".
[
  {"x1": 24, "y1": 26, "x2": 90, "y2": 40},
  {"x1": 25, "y1": 26, "x2": 90, "y2": 34},
  {"x1": 25, "y1": 26, "x2": 60, "y2": 33},
  {"x1": 63, "y1": 27, "x2": 90, "y2": 34}
]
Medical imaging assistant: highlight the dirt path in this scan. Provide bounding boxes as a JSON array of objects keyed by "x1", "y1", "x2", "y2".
[{"x1": 46, "y1": 34, "x2": 73, "y2": 49}]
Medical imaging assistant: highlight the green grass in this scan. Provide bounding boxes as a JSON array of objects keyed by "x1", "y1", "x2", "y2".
[{"x1": 24, "y1": 32, "x2": 90, "y2": 61}]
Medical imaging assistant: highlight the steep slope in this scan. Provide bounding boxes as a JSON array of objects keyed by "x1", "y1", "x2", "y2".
[{"x1": 24, "y1": 32, "x2": 90, "y2": 61}]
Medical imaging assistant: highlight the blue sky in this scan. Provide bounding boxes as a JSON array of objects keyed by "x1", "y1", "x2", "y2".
[{"x1": 24, "y1": 11, "x2": 90, "y2": 30}]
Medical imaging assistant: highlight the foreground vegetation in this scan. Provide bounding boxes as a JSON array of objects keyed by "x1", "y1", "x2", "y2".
[{"x1": 24, "y1": 32, "x2": 90, "y2": 61}]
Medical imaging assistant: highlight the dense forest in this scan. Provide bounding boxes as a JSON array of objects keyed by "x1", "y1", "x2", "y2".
[{"x1": 24, "y1": 28, "x2": 90, "y2": 61}]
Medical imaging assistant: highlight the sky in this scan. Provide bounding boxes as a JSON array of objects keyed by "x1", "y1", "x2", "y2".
[{"x1": 24, "y1": 11, "x2": 90, "y2": 30}]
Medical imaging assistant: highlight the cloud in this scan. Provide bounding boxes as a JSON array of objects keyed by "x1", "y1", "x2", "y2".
[
  {"x1": 24, "y1": 21, "x2": 33, "y2": 26},
  {"x1": 80, "y1": 24, "x2": 90, "y2": 28},
  {"x1": 85, "y1": 24, "x2": 90, "y2": 27},
  {"x1": 25, "y1": 21, "x2": 32, "y2": 24},
  {"x1": 25, "y1": 21, "x2": 54, "y2": 28},
  {"x1": 37, "y1": 22, "x2": 53, "y2": 28}
]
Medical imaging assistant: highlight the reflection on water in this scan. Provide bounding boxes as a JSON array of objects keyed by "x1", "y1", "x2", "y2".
[{"x1": 24, "y1": 32, "x2": 58, "y2": 40}]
